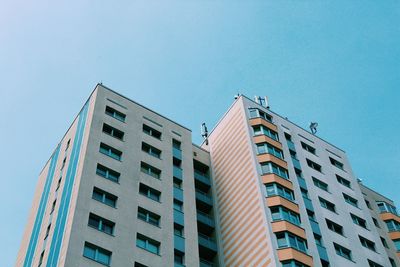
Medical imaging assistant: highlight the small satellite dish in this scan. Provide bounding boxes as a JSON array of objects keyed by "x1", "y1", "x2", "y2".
[{"x1": 310, "y1": 122, "x2": 318, "y2": 135}]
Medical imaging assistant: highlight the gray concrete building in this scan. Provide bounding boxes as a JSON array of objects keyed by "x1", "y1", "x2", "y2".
[{"x1": 17, "y1": 84, "x2": 399, "y2": 267}]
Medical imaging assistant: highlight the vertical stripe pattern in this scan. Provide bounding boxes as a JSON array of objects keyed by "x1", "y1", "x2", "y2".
[
  {"x1": 46, "y1": 101, "x2": 89, "y2": 267},
  {"x1": 23, "y1": 144, "x2": 61, "y2": 267},
  {"x1": 208, "y1": 103, "x2": 272, "y2": 267}
]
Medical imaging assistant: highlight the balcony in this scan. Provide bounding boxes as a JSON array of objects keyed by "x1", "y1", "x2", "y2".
[
  {"x1": 291, "y1": 157, "x2": 301, "y2": 170},
  {"x1": 198, "y1": 233, "x2": 217, "y2": 252},
  {"x1": 287, "y1": 140, "x2": 296, "y2": 151},
  {"x1": 302, "y1": 196, "x2": 314, "y2": 211},
  {"x1": 309, "y1": 218, "x2": 321, "y2": 235},
  {"x1": 317, "y1": 244, "x2": 329, "y2": 262},
  {"x1": 197, "y1": 210, "x2": 215, "y2": 232},
  {"x1": 174, "y1": 234, "x2": 185, "y2": 252},
  {"x1": 173, "y1": 186, "x2": 184, "y2": 202},
  {"x1": 200, "y1": 259, "x2": 214, "y2": 267},
  {"x1": 194, "y1": 170, "x2": 211, "y2": 188},
  {"x1": 174, "y1": 209, "x2": 184, "y2": 225},
  {"x1": 196, "y1": 190, "x2": 213, "y2": 208},
  {"x1": 173, "y1": 147, "x2": 182, "y2": 160},
  {"x1": 173, "y1": 166, "x2": 183, "y2": 180},
  {"x1": 297, "y1": 176, "x2": 307, "y2": 190}
]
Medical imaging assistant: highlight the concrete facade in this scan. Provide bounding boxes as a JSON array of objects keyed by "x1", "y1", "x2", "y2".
[{"x1": 17, "y1": 84, "x2": 398, "y2": 267}]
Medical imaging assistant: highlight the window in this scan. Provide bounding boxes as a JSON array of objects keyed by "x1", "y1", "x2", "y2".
[
  {"x1": 276, "y1": 232, "x2": 307, "y2": 253},
  {"x1": 50, "y1": 199, "x2": 57, "y2": 214},
  {"x1": 366, "y1": 200, "x2": 372, "y2": 209},
  {"x1": 44, "y1": 224, "x2": 51, "y2": 240},
  {"x1": 377, "y1": 201, "x2": 398, "y2": 215},
  {"x1": 172, "y1": 139, "x2": 181, "y2": 150},
  {"x1": 140, "y1": 162, "x2": 161, "y2": 179},
  {"x1": 136, "y1": 234, "x2": 160, "y2": 254},
  {"x1": 314, "y1": 233, "x2": 323, "y2": 247},
  {"x1": 174, "y1": 223, "x2": 184, "y2": 237},
  {"x1": 134, "y1": 262, "x2": 148, "y2": 267},
  {"x1": 372, "y1": 218, "x2": 380, "y2": 228},
  {"x1": 334, "y1": 243, "x2": 352, "y2": 261},
  {"x1": 312, "y1": 177, "x2": 329, "y2": 192},
  {"x1": 330, "y1": 157, "x2": 344, "y2": 170},
  {"x1": 326, "y1": 219, "x2": 344, "y2": 235},
  {"x1": 65, "y1": 139, "x2": 71, "y2": 151},
  {"x1": 307, "y1": 209, "x2": 315, "y2": 221},
  {"x1": 252, "y1": 125, "x2": 279, "y2": 141},
  {"x1": 38, "y1": 251, "x2": 44, "y2": 266},
  {"x1": 55, "y1": 176, "x2": 62, "y2": 191},
  {"x1": 173, "y1": 199, "x2": 183, "y2": 212},
  {"x1": 266, "y1": 183, "x2": 295, "y2": 201},
  {"x1": 351, "y1": 213, "x2": 367, "y2": 229},
  {"x1": 174, "y1": 250, "x2": 185, "y2": 265},
  {"x1": 389, "y1": 258, "x2": 396, "y2": 267},
  {"x1": 249, "y1": 108, "x2": 273, "y2": 122},
  {"x1": 306, "y1": 159, "x2": 322, "y2": 172},
  {"x1": 88, "y1": 213, "x2": 115, "y2": 235},
  {"x1": 96, "y1": 164, "x2": 120, "y2": 183},
  {"x1": 61, "y1": 157, "x2": 66, "y2": 170},
  {"x1": 336, "y1": 175, "x2": 351, "y2": 188},
  {"x1": 319, "y1": 197, "x2": 336, "y2": 212},
  {"x1": 301, "y1": 142, "x2": 316, "y2": 155},
  {"x1": 102, "y1": 123, "x2": 124, "y2": 140},
  {"x1": 261, "y1": 162, "x2": 289, "y2": 179},
  {"x1": 257, "y1": 143, "x2": 284, "y2": 159},
  {"x1": 99, "y1": 143, "x2": 122, "y2": 161},
  {"x1": 368, "y1": 260, "x2": 384, "y2": 267},
  {"x1": 173, "y1": 177, "x2": 182, "y2": 189},
  {"x1": 92, "y1": 187, "x2": 117, "y2": 208},
  {"x1": 301, "y1": 188, "x2": 309, "y2": 199},
  {"x1": 83, "y1": 242, "x2": 112, "y2": 266},
  {"x1": 359, "y1": 236, "x2": 376, "y2": 251},
  {"x1": 386, "y1": 220, "x2": 400, "y2": 232},
  {"x1": 380, "y1": 237, "x2": 388, "y2": 248},
  {"x1": 137, "y1": 207, "x2": 160, "y2": 226},
  {"x1": 343, "y1": 193, "x2": 358, "y2": 208},
  {"x1": 394, "y1": 239, "x2": 400, "y2": 251},
  {"x1": 141, "y1": 142, "x2": 161, "y2": 158},
  {"x1": 105, "y1": 106, "x2": 126, "y2": 122},
  {"x1": 143, "y1": 124, "x2": 161, "y2": 139},
  {"x1": 139, "y1": 183, "x2": 161, "y2": 202},
  {"x1": 270, "y1": 206, "x2": 301, "y2": 226}
]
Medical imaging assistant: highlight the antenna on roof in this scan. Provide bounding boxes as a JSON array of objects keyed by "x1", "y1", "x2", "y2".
[
  {"x1": 310, "y1": 122, "x2": 318, "y2": 135},
  {"x1": 201, "y1": 123, "x2": 209, "y2": 145},
  {"x1": 254, "y1": 95, "x2": 269, "y2": 108}
]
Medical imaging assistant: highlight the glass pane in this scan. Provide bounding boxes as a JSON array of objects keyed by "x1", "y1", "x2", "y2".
[{"x1": 83, "y1": 245, "x2": 95, "y2": 259}]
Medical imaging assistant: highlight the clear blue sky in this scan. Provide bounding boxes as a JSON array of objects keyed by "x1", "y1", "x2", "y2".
[{"x1": 1, "y1": 1, "x2": 399, "y2": 266}]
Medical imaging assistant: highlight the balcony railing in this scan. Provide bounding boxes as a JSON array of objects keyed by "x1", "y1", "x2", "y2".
[
  {"x1": 196, "y1": 190, "x2": 213, "y2": 205},
  {"x1": 173, "y1": 166, "x2": 183, "y2": 179},
  {"x1": 198, "y1": 233, "x2": 217, "y2": 251},
  {"x1": 197, "y1": 210, "x2": 215, "y2": 227},
  {"x1": 200, "y1": 259, "x2": 214, "y2": 267},
  {"x1": 194, "y1": 170, "x2": 211, "y2": 186}
]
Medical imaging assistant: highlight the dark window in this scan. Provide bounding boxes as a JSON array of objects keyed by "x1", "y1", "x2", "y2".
[
  {"x1": 140, "y1": 162, "x2": 161, "y2": 179},
  {"x1": 172, "y1": 139, "x2": 181, "y2": 150},
  {"x1": 50, "y1": 199, "x2": 56, "y2": 214},
  {"x1": 137, "y1": 207, "x2": 160, "y2": 226},
  {"x1": 88, "y1": 213, "x2": 115, "y2": 235},
  {"x1": 306, "y1": 159, "x2": 322, "y2": 172},
  {"x1": 139, "y1": 183, "x2": 161, "y2": 202},
  {"x1": 389, "y1": 258, "x2": 396, "y2": 267},
  {"x1": 319, "y1": 197, "x2": 336, "y2": 212},
  {"x1": 173, "y1": 177, "x2": 182, "y2": 189},
  {"x1": 174, "y1": 249, "x2": 185, "y2": 265},
  {"x1": 96, "y1": 164, "x2": 120, "y2": 183},
  {"x1": 44, "y1": 224, "x2": 51, "y2": 240},
  {"x1": 99, "y1": 143, "x2": 122, "y2": 161},
  {"x1": 351, "y1": 213, "x2": 367, "y2": 229},
  {"x1": 105, "y1": 106, "x2": 126, "y2": 122},
  {"x1": 92, "y1": 187, "x2": 117, "y2": 208},
  {"x1": 380, "y1": 237, "x2": 388, "y2": 248},
  {"x1": 102, "y1": 123, "x2": 124, "y2": 140},
  {"x1": 136, "y1": 233, "x2": 160, "y2": 254},
  {"x1": 249, "y1": 108, "x2": 273, "y2": 122},
  {"x1": 143, "y1": 124, "x2": 161, "y2": 139},
  {"x1": 334, "y1": 243, "x2": 352, "y2": 261},
  {"x1": 312, "y1": 177, "x2": 329, "y2": 192},
  {"x1": 134, "y1": 262, "x2": 148, "y2": 267},
  {"x1": 174, "y1": 223, "x2": 184, "y2": 237},
  {"x1": 330, "y1": 157, "x2": 344, "y2": 170},
  {"x1": 343, "y1": 193, "x2": 358, "y2": 208},
  {"x1": 359, "y1": 236, "x2": 376, "y2": 251},
  {"x1": 65, "y1": 139, "x2": 71, "y2": 151},
  {"x1": 368, "y1": 259, "x2": 384, "y2": 267},
  {"x1": 336, "y1": 175, "x2": 351, "y2": 188},
  {"x1": 372, "y1": 217, "x2": 380, "y2": 228},
  {"x1": 83, "y1": 242, "x2": 112, "y2": 266},
  {"x1": 141, "y1": 142, "x2": 161, "y2": 158},
  {"x1": 173, "y1": 199, "x2": 183, "y2": 212},
  {"x1": 38, "y1": 251, "x2": 44, "y2": 266},
  {"x1": 326, "y1": 219, "x2": 344, "y2": 235},
  {"x1": 301, "y1": 142, "x2": 316, "y2": 154}
]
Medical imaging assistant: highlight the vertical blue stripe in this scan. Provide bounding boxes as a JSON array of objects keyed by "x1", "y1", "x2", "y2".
[
  {"x1": 46, "y1": 102, "x2": 89, "y2": 267},
  {"x1": 23, "y1": 144, "x2": 61, "y2": 267}
]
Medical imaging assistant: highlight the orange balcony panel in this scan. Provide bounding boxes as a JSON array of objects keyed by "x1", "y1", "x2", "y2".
[
  {"x1": 277, "y1": 248, "x2": 313, "y2": 267},
  {"x1": 249, "y1": 117, "x2": 278, "y2": 132},
  {"x1": 262, "y1": 173, "x2": 293, "y2": 190},
  {"x1": 257, "y1": 154, "x2": 288, "y2": 169},
  {"x1": 380, "y1": 212, "x2": 400, "y2": 224},
  {"x1": 271, "y1": 221, "x2": 306, "y2": 239},
  {"x1": 253, "y1": 135, "x2": 282, "y2": 150},
  {"x1": 389, "y1": 231, "x2": 400, "y2": 240},
  {"x1": 266, "y1": 196, "x2": 299, "y2": 214}
]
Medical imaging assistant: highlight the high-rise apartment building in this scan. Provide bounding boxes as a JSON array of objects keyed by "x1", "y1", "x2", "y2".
[{"x1": 17, "y1": 84, "x2": 399, "y2": 267}]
